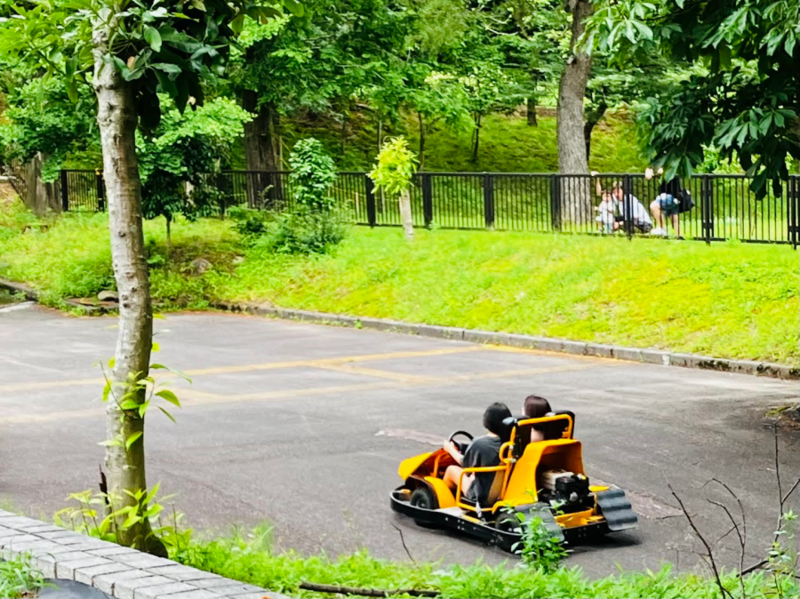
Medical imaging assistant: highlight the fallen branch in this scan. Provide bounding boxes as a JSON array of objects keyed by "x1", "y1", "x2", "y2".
[
  {"x1": 669, "y1": 484, "x2": 734, "y2": 599},
  {"x1": 299, "y1": 582, "x2": 437, "y2": 598}
]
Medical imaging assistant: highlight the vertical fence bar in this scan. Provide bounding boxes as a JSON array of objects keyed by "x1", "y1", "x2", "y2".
[
  {"x1": 95, "y1": 170, "x2": 105, "y2": 212},
  {"x1": 422, "y1": 173, "x2": 433, "y2": 228},
  {"x1": 701, "y1": 175, "x2": 712, "y2": 244},
  {"x1": 789, "y1": 176, "x2": 798, "y2": 249},
  {"x1": 549, "y1": 175, "x2": 561, "y2": 232},
  {"x1": 365, "y1": 174, "x2": 377, "y2": 228},
  {"x1": 623, "y1": 174, "x2": 633, "y2": 239},
  {"x1": 483, "y1": 173, "x2": 495, "y2": 230},
  {"x1": 60, "y1": 170, "x2": 69, "y2": 211}
]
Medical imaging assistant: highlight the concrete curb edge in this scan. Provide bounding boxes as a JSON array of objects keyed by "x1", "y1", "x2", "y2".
[
  {"x1": 0, "y1": 510, "x2": 289, "y2": 599},
  {"x1": 217, "y1": 301, "x2": 799, "y2": 381}
]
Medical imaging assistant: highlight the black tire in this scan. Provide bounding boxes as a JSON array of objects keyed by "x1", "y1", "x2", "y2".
[
  {"x1": 495, "y1": 512, "x2": 520, "y2": 534},
  {"x1": 410, "y1": 487, "x2": 438, "y2": 511}
]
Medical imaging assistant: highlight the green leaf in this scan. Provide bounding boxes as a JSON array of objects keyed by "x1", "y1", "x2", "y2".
[
  {"x1": 125, "y1": 431, "x2": 143, "y2": 451},
  {"x1": 98, "y1": 439, "x2": 122, "y2": 447},
  {"x1": 283, "y1": 0, "x2": 304, "y2": 17},
  {"x1": 158, "y1": 406, "x2": 176, "y2": 423},
  {"x1": 102, "y1": 381, "x2": 111, "y2": 403},
  {"x1": 144, "y1": 26, "x2": 162, "y2": 52},
  {"x1": 151, "y1": 62, "x2": 182, "y2": 74},
  {"x1": 152, "y1": 341, "x2": 160, "y2": 352},
  {"x1": 156, "y1": 389, "x2": 181, "y2": 407}
]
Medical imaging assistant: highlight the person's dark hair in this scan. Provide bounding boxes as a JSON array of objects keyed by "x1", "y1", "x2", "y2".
[
  {"x1": 483, "y1": 402, "x2": 512, "y2": 437},
  {"x1": 523, "y1": 395, "x2": 552, "y2": 419}
]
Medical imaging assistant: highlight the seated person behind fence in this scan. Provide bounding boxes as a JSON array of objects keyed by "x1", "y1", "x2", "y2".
[
  {"x1": 592, "y1": 173, "x2": 653, "y2": 234},
  {"x1": 611, "y1": 182, "x2": 653, "y2": 233},
  {"x1": 522, "y1": 395, "x2": 553, "y2": 442},
  {"x1": 646, "y1": 167, "x2": 683, "y2": 238},
  {"x1": 594, "y1": 190, "x2": 618, "y2": 234},
  {"x1": 442, "y1": 402, "x2": 512, "y2": 505}
]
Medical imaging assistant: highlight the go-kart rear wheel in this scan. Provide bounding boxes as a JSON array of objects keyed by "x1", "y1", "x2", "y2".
[{"x1": 410, "y1": 487, "x2": 438, "y2": 511}]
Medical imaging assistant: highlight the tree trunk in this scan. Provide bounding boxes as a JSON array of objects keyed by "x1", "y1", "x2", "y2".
[
  {"x1": 398, "y1": 189, "x2": 414, "y2": 241},
  {"x1": 92, "y1": 20, "x2": 165, "y2": 557},
  {"x1": 527, "y1": 97, "x2": 538, "y2": 126},
  {"x1": 377, "y1": 119, "x2": 383, "y2": 153},
  {"x1": 242, "y1": 91, "x2": 279, "y2": 206},
  {"x1": 557, "y1": 0, "x2": 593, "y2": 174},
  {"x1": 584, "y1": 102, "x2": 607, "y2": 163},
  {"x1": 417, "y1": 113, "x2": 426, "y2": 172},
  {"x1": 471, "y1": 113, "x2": 482, "y2": 163},
  {"x1": 557, "y1": 0, "x2": 593, "y2": 222}
]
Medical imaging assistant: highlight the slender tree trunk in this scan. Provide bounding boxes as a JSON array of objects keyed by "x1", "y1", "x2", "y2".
[
  {"x1": 398, "y1": 189, "x2": 414, "y2": 241},
  {"x1": 165, "y1": 215, "x2": 172, "y2": 265},
  {"x1": 558, "y1": 0, "x2": 593, "y2": 174},
  {"x1": 527, "y1": 97, "x2": 538, "y2": 126},
  {"x1": 92, "y1": 19, "x2": 165, "y2": 556},
  {"x1": 377, "y1": 119, "x2": 383, "y2": 154},
  {"x1": 557, "y1": 0, "x2": 593, "y2": 222},
  {"x1": 417, "y1": 113, "x2": 426, "y2": 172},
  {"x1": 584, "y1": 102, "x2": 607, "y2": 163},
  {"x1": 340, "y1": 114, "x2": 347, "y2": 157},
  {"x1": 471, "y1": 113, "x2": 482, "y2": 163}
]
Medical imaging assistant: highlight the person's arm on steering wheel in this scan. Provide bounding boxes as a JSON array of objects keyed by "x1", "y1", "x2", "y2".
[{"x1": 442, "y1": 439, "x2": 464, "y2": 465}]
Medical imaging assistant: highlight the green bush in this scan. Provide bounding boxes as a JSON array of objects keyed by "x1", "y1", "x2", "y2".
[
  {"x1": 227, "y1": 206, "x2": 272, "y2": 240},
  {"x1": 288, "y1": 138, "x2": 337, "y2": 212},
  {"x1": 254, "y1": 211, "x2": 347, "y2": 256}
]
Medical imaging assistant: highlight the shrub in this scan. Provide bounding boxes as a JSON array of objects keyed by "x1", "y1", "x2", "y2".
[
  {"x1": 255, "y1": 211, "x2": 346, "y2": 256},
  {"x1": 288, "y1": 138, "x2": 337, "y2": 212},
  {"x1": 227, "y1": 206, "x2": 271, "y2": 240}
]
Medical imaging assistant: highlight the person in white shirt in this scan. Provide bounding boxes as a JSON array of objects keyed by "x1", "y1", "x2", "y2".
[{"x1": 611, "y1": 182, "x2": 653, "y2": 233}]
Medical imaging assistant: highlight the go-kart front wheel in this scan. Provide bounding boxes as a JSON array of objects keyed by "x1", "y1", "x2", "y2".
[{"x1": 410, "y1": 487, "x2": 438, "y2": 510}]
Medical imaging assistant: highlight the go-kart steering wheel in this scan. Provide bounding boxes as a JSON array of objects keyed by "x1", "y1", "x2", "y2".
[{"x1": 448, "y1": 430, "x2": 474, "y2": 444}]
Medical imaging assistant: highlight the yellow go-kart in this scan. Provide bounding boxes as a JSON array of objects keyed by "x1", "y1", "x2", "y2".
[{"x1": 390, "y1": 412, "x2": 637, "y2": 549}]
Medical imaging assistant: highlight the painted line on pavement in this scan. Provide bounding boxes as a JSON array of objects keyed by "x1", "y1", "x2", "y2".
[{"x1": 0, "y1": 363, "x2": 601, "y2": 425}]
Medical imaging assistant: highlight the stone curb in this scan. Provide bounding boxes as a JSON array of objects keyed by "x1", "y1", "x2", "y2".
[
  {"x1": 0, "y1": 277, "x2": 106, "y2": 314},
  {"x1": 0, "y1": 511, "x2": 287, "y2": 599},
  {"x1": 218, "y1": 302, "x2": 799, "y2": 381}
]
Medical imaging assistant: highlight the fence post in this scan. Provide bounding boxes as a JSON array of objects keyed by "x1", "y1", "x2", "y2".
[
  {"x1": 789, "y1": 176, "x2": 799, "y2": 249},
  {"x1": 422, "y1": 173, "x2": 433, "y2": 228},
  {"x1": 365, "y1": 174, "x2": 377, "y2": 228},
  {"x1": 59, "y1": 170, "x2": 69, "y2": 212},
  {"x1": 623, "y1": 174, "x2": 633, "y2": 239},
  {"x1": 701, "y1": 175, "x2": 713, "y2": 245},
  {"x1": 549, "y1": 175, "x2": 561, "y2": 232},
  {"x1": 483, "y1": 173, "x2": 495, "y2": 230},
  {"x1": 95, "y1": 170, "x2": 105, "y2": 212}
]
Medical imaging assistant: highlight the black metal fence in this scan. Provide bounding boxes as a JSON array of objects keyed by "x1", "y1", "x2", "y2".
[{"x1": 60, "y1": 169, "x2": 800, "y2": 246}]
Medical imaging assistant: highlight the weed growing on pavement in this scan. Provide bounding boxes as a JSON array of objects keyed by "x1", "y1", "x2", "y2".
[{"x1": 0, "y1": 554, "x2": 46, "y2": 598}]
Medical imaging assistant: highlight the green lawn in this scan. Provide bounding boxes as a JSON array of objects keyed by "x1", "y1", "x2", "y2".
[
  {"x1": 0, "y1": 204, "x2": 796, "y2": 364},
  {"x1": 0, "y1": 554, "x2": 45, "y2": 599}
]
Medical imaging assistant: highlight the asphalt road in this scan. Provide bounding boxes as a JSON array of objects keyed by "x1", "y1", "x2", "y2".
[{"x1": 0, "y1": 305, "x2": 797, "y2": 577}]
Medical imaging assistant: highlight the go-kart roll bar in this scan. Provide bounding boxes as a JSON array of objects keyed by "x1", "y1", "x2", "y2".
[{"x1": 514, "y1": 413, "x2": 574, "y2": 440}]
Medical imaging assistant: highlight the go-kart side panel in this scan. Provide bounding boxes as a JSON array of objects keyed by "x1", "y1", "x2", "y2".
[
  {"x1": 398, "y1": 452, "x2": 434, "y2": 480},
  {"x1": 504, "y1": 439, "x2": 585, "y2": 504}
]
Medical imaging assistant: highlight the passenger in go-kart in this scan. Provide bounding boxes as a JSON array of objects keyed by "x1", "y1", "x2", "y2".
[
  {"x1": 523, "y1": 395, "x2": 553, "y2": 442},
  {"x1": 441, "y1": 402, "x2": 512, "y2": 505}
]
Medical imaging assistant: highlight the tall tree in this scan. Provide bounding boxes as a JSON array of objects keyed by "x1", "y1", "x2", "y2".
[
  {"x1": 557, "y1": 0, "x2": 592, "y2": 174},
  {"x1": 0, "y1": 0, "x2": 299, "y2": 553},
  {"x1": 585, "y1": 0, "x2": 799, "y2": 195}
]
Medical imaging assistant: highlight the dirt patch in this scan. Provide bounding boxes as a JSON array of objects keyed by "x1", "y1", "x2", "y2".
[
  {"x1": 767, "y1": 404, "x2": 800, "y2": 431},
  {"x1": 0, "y1": 181, "x2": 19, "y2": 205}
]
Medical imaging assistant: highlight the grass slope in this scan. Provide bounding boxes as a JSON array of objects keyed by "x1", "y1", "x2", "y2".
[
  {"x1": 1, "y1": 204, "x2": 795, "y2": 364},
  {"x1": 240, "y1": 109, "x2": 648, "y2": 173}
]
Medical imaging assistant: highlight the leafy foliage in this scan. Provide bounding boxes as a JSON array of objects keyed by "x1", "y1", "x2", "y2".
[
  {"x1": 137, "y1": 97, "x2": 252, "y2": 228},
  {"x1": 0, "y1": 553, "x2": 45, "y2": 599},
  {"x1": 253, "y1": 210, "x2": 346, "y2": 255},
  {"x1": 585, "y1": 0, "x2": 800, "y2": 196},
  {"x1": 369, "y1": 137, "x2": 417, "y2": 197},
  {"x1": 509, "y1": 513, "x2": 569, "y2": 573},
  {"x1": 287, "y1": 137, "x2": 336, "y2": 212}
]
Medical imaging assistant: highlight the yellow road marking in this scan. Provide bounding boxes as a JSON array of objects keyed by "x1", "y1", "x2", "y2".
[
  {"x1": 485, "y1": 344, "x2": 613, "y2": 362},
  {"x1": 313, "y1": 363, "x2": 436, "y2": 384},
  {"x1": 0, "y1": 362, "x2": 598, "y2": 425},
  {"x1": 0, "y1": 346, "x2": 483, "y2": 393}
]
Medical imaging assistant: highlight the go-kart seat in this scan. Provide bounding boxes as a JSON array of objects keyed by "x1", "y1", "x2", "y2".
[
  {"x1": 459, "y1": 469, "x2": 506, "y2": 511},
  {"x1": 539, "y1": 410, "x2": 576, "y2": 440}
]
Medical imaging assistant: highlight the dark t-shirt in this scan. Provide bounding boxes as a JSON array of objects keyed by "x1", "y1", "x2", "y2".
[
  {"x1": 463, "y1": 435, "x2": 503, "y2": 506},
  {"x1": 659, "y1": 177, "x2": 682, "y2": 196}
]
